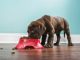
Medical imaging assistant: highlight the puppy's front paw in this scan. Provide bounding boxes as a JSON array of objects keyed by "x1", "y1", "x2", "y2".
[{"x1": 44, "y1": 44, "x2": 53, "y2": 48}]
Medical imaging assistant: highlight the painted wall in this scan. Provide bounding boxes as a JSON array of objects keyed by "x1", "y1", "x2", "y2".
[{"x1": 0, "y1": 0, "x2": 80, "y2": 34}]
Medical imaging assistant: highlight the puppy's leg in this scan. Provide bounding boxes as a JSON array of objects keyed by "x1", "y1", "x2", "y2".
[
  {"x1": 65, "y1": 28, "x2": 73, "y2": 46},
  {"x1": 41, "y1": 33, "x2": 47, "y2": 46},
  {"x1": 45, "y1": 32, "x2": 54, "y2": 48},
  {"x1": 54, "y1": 32, "x2": 61, "y2": 46}
]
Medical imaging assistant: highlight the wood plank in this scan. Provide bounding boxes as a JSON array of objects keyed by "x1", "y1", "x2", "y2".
[{"x1": 0, "y1": 44, "x2": 80, "y2": 60}]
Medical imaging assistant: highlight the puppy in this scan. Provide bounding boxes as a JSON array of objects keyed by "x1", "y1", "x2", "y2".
[{"x1": 27, "y1": 15, "x2": 73, "y2": 48}]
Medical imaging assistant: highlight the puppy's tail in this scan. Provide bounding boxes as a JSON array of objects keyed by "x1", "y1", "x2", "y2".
[
  {"x1": 64, "y1": 32, "x2": 65, "y2": 37},
  {"x1": 63, "y1": 18, "x2": 68, "y2": 38}
]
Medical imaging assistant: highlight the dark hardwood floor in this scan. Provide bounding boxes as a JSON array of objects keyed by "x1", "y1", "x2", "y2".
[{"x1": 0, "y1": 43, "x2": 80, "y2": 60}]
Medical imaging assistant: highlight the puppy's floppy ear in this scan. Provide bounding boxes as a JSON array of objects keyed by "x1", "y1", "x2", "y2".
[
  {"x1": 36, "y1": 21, "x2": 46, "y2": 32},
  {"x1": 39, "y1": 23, "x2": 46, "y2": 34},
  {"x1": 42, "y1": 24, "x2": 46, "y2": 32}
]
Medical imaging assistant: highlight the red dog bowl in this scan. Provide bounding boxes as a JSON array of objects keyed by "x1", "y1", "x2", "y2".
[{"x1": 15, "y1": 37, "x2": 44, "y2": 49}]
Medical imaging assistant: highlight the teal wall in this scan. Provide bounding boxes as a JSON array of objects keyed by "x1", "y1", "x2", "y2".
[{"x1": 0, "y1": 0, "x2": 80, "y2": 34}]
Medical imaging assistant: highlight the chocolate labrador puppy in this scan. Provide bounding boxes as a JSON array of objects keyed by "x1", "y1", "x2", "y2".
[{"x1": 27, "y1": 15, "x2": 73, "y2": 48}]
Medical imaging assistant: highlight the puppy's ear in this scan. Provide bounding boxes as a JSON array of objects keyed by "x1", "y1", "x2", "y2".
[
  {"x1": 39, "y1": 24, "x2": 46, "y2": 34},
  {"x1": 42, "y1": 25, "x2": 46, "y2": 32}
]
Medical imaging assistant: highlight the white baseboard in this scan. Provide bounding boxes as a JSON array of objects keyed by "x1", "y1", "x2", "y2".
[
  {"x1": 0, "y1": 33, "x2": 28, "y2": 43},
  {"x1": 0, "y1": 33, "x2": 80, "y2": 43}
]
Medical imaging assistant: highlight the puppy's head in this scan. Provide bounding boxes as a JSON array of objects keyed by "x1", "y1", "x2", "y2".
[{"x1": 27, "y1": 21, "x2": 46, "y2": 39}]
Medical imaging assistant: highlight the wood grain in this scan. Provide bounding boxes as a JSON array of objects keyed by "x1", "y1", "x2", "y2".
[{"x1": 0, "y1": 44, "x2": 80, "y2": 60}]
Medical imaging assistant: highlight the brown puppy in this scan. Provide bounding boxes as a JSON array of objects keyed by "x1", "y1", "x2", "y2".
[{"x1": 27, "y1": 15, "x2": 73, "y2": 48}]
